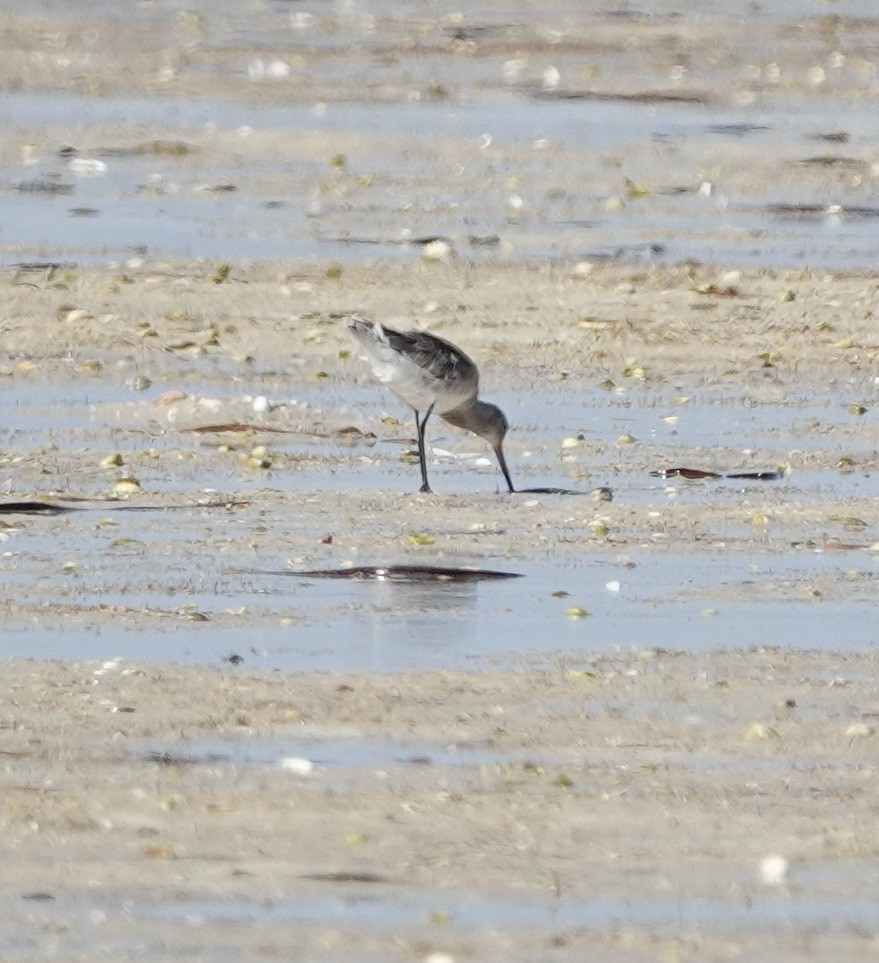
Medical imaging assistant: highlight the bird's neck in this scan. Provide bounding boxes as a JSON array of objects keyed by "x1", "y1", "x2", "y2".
[{"x1": 441, "y1": 400, "x2": 484, "y2": 434}]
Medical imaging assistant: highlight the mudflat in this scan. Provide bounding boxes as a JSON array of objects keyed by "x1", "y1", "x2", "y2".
[
  {"x1": 2, "y1": 260, "x2": 877, "y2": 960},
  {"x1": 2, "y1": 646, "x2": 879, "y2": 962},
  {"x1": 2, "y1": 1, "x2": 879, "y2": 960}
]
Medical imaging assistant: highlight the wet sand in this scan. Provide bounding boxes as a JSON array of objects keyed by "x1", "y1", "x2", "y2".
[
  {"x1": 5, "y1": 2, "x2": 879, "y2": 266},
  {"x1": 5, "y1": 648, "x2": 879, "y2": 961},
  {"x1": 2, "y1": 260, "x2": 878, "y2": 960},
  {"x1": 2, "y1": 1, "x2": 879, "y2": 959}
]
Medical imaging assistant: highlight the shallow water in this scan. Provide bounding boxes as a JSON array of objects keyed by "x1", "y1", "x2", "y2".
[
  {"x1": 2, "y1": 373, "x2": 875, "y2": 496},
  {"x1": 2, "y1": 503, "x2": 876, "y2": 671},
  {"x1": 3, "y1": 367, "x2": 875, "y2": 448},
  {"x1": 3, "y1": 9, "x2": 879, "y2": 957},
  {"x1": 2, "y1": 2, "x2": 878, "y2": 673},
  {"x1": 14, "y1": 885, "x2": 879, "y2": 952},
  {"x1": 141, "y1": 888, "x2": 879, "y2": 934},
  {"x1": 2, "y1": 367, "x2": 876, "y2": 669},
  {"x1": 5, "y1": 0, "x2": 879, "y2": 272},
  {"x1": 5, "y1": 88, "x2": 879, "y2": 267},
  {"x1": 2, "y1": 554, "x2": 876, "y2": 672},
  {"x1": 135, "y1": 734, "x2": 515, "y2": 771}
]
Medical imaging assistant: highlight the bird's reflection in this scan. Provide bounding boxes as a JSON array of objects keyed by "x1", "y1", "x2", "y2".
[{"x1": 360, "y1": 577, "x2": 483, "y2": 662}]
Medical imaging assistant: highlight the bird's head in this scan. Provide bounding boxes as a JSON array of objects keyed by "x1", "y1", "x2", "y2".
[{"x1": 474, "y1": 402, "x2": 514, "y2": 493}]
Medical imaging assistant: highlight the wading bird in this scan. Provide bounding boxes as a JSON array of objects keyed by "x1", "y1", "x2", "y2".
[{"x1": 349, "y1": 318, "x2": 515, "y2": 493}]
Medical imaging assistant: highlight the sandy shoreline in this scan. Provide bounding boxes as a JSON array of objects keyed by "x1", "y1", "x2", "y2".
[
  {"x1": 0, "y1": 259, "x2": 877, "y2": 959},
  {"x1": 3, "y1": 0, "x2": 879, "y2": 957},
  {"x1": 4, "y1": 649, "x2": 879, "y2": 960},
  {"x1": 6, "y1": 3, "x2": 879, "y2": 268},
  {"x1": 4, "y1": 258, "x2": 878, "y2": 383},
  {"x1": 1, "y1": 260, "x2": 876, "y2": 648}
]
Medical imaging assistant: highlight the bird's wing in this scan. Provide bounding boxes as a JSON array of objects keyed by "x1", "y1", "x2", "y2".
[{"x1": 381, "y1": 327, "x2": 478, "y2": 390}]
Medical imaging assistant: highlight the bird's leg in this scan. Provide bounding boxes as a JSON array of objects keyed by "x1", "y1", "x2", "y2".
[{"x1": 414, "y1": 403, "x2": 435, "y2": 493}]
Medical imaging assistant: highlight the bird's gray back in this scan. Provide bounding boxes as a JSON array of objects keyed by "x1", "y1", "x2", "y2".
[{"x1": 349, "y1": 320, "x2": 478, "y2": 413}]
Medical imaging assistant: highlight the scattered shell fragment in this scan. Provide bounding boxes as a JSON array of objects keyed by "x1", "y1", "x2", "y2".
[
  {"x1": 142, "y1": 844, "x2": 174, "y2": 860},
  {"x1": 114, "y1": 477, "x2": 142, "y2": 494},
  {"x1": 422, "y1": 239, "x2": 452, "y2": 262},
  {"x1": 155, "y1": 390, "x2": 187, "y2": 405},
  {"x1": 279, "y1": 757, "x2": 314, "y2": 774},
  {"x1": 506, "y1": 193, "x2": 526, "y2": 218},
  {"x1": 759, "y1": 855, "x2": 790, "y2": 886},
  {"x1": 100, "y1": 453, "x2": 124, "y2": 468},
  {"x1": 846, "y1": 722, "x2": 874, "y2": 738},
  {"x1": 94, "y1": 659, "x2": 121, "y2": 676},
  {"x1": 241, "y1": 445, "x2": 272, "y2": 469},
  {"x1": 68, "y1": 157, "x2": 108, "y2": 176},
  {"x1": 565, "y1": 606, "x2": 590, "y2": 619},
  {"x1": 64, "y1": 308, "x2": 93, "y2": 324},
  {"x1": 248, "y1": 58, "x2": 291, "y2": 81}
]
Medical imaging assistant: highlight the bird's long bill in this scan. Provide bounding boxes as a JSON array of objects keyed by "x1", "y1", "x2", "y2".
[{"x1": 494, "y1": 444, "x2": 516, "y2": 493}]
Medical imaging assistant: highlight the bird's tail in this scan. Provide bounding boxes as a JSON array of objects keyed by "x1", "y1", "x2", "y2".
[
  {"x1": 347, "y1": 315, "x2": 372, "y2": 333},
  {"x1": 347, "y1": 317, "x2": 387, "y2": 348}
]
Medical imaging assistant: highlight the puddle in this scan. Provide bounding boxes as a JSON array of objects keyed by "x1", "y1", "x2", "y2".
[
  {"x1": 1, "y1": 532, "x2": 876, "y2": 670},
  {"x1": 133, "y1": 734, "x2": 868, "y2": 782},
  {"x1": 25, "y1": 884, "x2": 879, "y2": 938},
  {"x1": 1, "y1": 370, "x2": 876, "y2": 670},
  {"x1": 1, "y1": 375, "x2": 876, "y2": 501},
  {"x1": 137, "y1": 735, "x2": 509, "y2": 771},
  {"x1": 140, "y1": 890, "x2": 879, "y2": 935},
  {"x1": 6, "y1": 87, "x2": 879, "y2": 267},
  {"x1": 12, "y1": 877, "x2": 879, "y2": 960}
]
